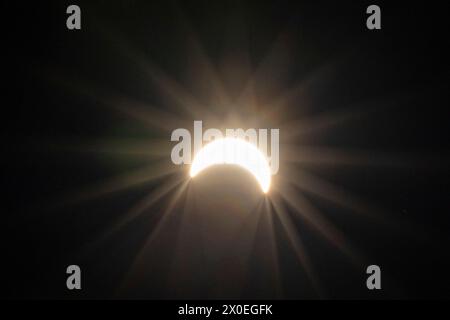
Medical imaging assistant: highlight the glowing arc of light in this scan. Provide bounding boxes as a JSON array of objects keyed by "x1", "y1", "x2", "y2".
[{"x1": 190, "y1": 137, "x2": 271, "y2": 193}]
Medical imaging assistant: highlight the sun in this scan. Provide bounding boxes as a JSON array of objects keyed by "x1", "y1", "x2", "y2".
[{"x1": 190, "y1": 137, "x2": 272, "y2": 193}]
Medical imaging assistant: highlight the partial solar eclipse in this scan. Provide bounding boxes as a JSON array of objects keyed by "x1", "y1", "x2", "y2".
[{"x1": 190, "y1": 137, "x2": 271, "y2": 193}]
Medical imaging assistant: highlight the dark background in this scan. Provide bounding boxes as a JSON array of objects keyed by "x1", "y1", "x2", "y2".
[{"x1": 2, "y1": 0, "x2": 450, "y2": 299}]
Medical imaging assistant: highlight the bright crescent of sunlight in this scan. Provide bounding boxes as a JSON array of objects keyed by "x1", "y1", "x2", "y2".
[{"x1": 190, "y1": 137, "x2": 271, "y2": 193}]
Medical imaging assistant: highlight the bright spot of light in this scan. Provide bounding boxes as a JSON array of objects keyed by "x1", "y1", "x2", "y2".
[{"x1": 190, "y1": 137, "x2": 271, "y2": 193}]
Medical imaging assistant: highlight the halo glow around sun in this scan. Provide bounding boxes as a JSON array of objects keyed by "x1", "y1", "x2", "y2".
[{"x1": 190, "y1": 137, "x2": 271, "y2": 193}]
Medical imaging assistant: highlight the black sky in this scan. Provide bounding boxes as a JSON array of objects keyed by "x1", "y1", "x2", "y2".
[{"x1": 2, "y1": 0, "x2": 450, "y2": 299}]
